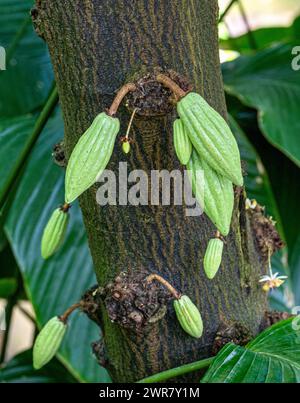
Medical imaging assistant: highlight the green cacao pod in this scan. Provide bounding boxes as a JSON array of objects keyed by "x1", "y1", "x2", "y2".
[
  {"x1": 173, "y1": 119, "x2": 192, "y2": 165},
  {"x1": 65, "y1": 112, "x2": 120, "y2": 203},
  {"x1": 41, "y1": 206, "x2": 69, "y2": 259},
  {"x1": 177, "y1": 92, "x2": 243, "y2": 186},
  {"x1": 204, "y1": 238, "x2": 224, "y2": 279},
  {"x1": 33, "y1": 316, "x2": 67, "y2": 369},
  {"x1": 173, "y1": 295, "x2": 203, "y2": 338},
  {"x1": 187, "y1": 150, "x2": 234, "y2": 236}
]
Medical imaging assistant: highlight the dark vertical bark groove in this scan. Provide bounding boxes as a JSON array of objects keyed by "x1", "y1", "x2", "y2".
[{"x1": 35, "y1": 0, "x2": 267, "y2": 382}]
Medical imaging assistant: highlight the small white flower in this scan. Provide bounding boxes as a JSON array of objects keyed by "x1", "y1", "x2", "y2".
[
  {"x1": 259, "y1": 269, "x2": 288, "y2": 292},
  {"x1": 245, "y1": 198, "x2": 257, "y2": 210}
]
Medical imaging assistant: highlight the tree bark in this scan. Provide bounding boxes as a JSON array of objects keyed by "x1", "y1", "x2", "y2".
[{"x1": 35, "y1": 0, "x2": 267, "y2": 382}]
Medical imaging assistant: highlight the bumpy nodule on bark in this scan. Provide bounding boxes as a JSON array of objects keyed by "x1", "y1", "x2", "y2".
[
  {"x1": 247, "y1": 203, "x2": 284, "y2": 260},
  {"x1": 125, "y1": 68, "x2": 192, "y2": 117},
  {"x1": 105, "y1": 270, "x2": 171, "y2": 332},
  {"x1": 80, "y1": 271, "x2": 172, "y2": 333}
]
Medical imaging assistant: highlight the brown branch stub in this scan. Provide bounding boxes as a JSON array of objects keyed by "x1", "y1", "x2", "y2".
[
  {"x1": 108, "y1": 83, "x2": 137, "y2": 116},
  {"x1": 156, "y1": 73, "x2": 187, "y2": 101},
  {"x1": 261, "y1": 310, "x2": 293, "y2": 330},
  {"x1": 212, "y1": 318, "x2": 252, "y2": 355},
  {"x1": 146, "y1": 273, "x2": 181, "y2": 300},
  {"x1": 59, "y1": 302, "x2": 82, "y2": 323}
]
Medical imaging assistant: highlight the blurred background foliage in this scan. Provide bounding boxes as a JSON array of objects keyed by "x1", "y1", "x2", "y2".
[{"x1": 0, "y1": 0, "x2": 299, "y2": 383}]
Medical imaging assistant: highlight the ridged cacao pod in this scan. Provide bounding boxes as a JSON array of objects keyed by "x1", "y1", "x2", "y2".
[
  {"x1": 203, "y1": 238, "x2": 224, "y2": 279},
  {"x1": 177, "y1": 92, "x2": 243, "y2": 186},
  {"x1": 41, "y1": 207, "x2": 69, "y2": 259},
  {"x1": 173, "y1": 119, "x2": 192, "y2": 165},
  {"x1": 33, "y1": 316, "x2": 67, "y2": 370},
  {"x1": 65, "y1": 112, "x2": 120, "y2": 203},
  {"x1": 187, "y1": 150, "x2": 234, "y2": 236},
  {"x1": 173, "y1": 295, "x2": 203, "y2": 338}
]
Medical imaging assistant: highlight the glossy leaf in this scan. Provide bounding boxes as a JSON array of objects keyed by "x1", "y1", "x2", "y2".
[
  {"x1": 290, "y1": 233, "x2": 300, "y2": 305},
  {"x1": 0, "y1": 114, "x2": 35, "y2": 196},
  {"x1": 223, "y1": 43, "x2": 300, "y2": 167},
  {"x1": 229, "y1": 115, "x2": 284, "y2": 236},
  {"x1": 0, "y1": 349, "x2": 76, "y2": 383},
  {"x1": 202, "y1": 318, "x2": 300, "y2": 383},
  {"x1": 229, "y1": 115, "x2": 291, "y2": 309},
  {"x1": 0, "y1": 278, "x2": 17, "y2": 298},
  {"x1": 0, "y1": 0, "x2": 54, "y2": 117}
]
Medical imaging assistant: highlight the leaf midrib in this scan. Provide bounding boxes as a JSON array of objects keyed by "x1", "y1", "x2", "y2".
[{"x1": 249, "y1": 349, "x2": 300, "y2": 370}]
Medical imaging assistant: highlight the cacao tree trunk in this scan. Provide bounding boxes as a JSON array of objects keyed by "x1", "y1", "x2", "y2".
[{"x1": 34, "y1": 0, "x2": 267, "y2": 382}]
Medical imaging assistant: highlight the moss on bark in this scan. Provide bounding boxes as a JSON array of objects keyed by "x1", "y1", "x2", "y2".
[{"x1": 34, "y1": 0, "x2": 267, "y2": 382}]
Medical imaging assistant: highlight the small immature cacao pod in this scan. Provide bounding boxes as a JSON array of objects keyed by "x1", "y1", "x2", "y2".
[
  {"x1": 173, "y1": 295, "x2": 203, "y2": 338},
  {"x1": 177, "y1": 92, "x2": 243, "y2": 186},
  {"x1": 173, "y1": 119, "x2": 192, "y2": 165},
  {"x1": 41, "y1": 206, "x2": 69, "y2": 259},
  {"x1": 204, "y1": 238, "x2": 224, "y2": 279},
  {"x1": 122, "y1": 141, "x2": 130, "y2": 154},
  {"x1": 187, "y1": 150, "x2": 234, "y2": 236},
  {"x1": 33, "y1": 316, "x2": 67, "y2": 369},
  {"x1": 65, "y1": 112, "x2": 120, "y2": 203}
]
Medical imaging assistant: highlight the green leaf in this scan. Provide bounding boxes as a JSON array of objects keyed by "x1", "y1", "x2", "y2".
[
  {"x1": 0, "y1": 349, "x2": 76, "y2": 383},
  {"x1": 229, "y1": 115, "x2": 284, "y2": 239},
  {"x1": 223, "y1": 43, "x2": 300, "y2": 167},
  {"x1": 0, "y1": 229, "x2": 7, "y2": 252},
  {"x1": 229, "y1": 115, "x2": 291, "y2": 310},
  {"x1": 4, "y1": 109, "x2": 110, "y2": 383},
  {"x1": 202, "y1": 318, "x2": 300, "y2": 383},
  {"x1": 290, "y1": 233, "x2": 300, "y2": 305},
  {"x1": 0, "y1": 114, "x2": 35, "y2": 196},
  {"x1": 0, "y1": 278, "x2": 17, "y2": 298},
  {"x1": 0, "y1": 0, "x2": 53, "y2": 117},
  {"x1": 220, "y1": 16, "x2": 300, "y2": 53}
]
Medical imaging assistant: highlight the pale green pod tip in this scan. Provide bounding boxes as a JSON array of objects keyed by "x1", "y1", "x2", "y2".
[
  {"x1": 65, "y1": 112, "x2": 120, "y2": 203},
  {"x1": 174, "y1": 295, "x2": 203, "y2": 338},
  {"x1": 122, "y1": 141, "x2": 130, "y2": 154},
  {"x1": 33, "y1": 316, "x2": 67, "y2": 370},
  {"x1": 204, "y1": 238, "x2": 224, "y2": 280},
  {"x1": 173, "y1": 119, "x2": 192, "y2": 165},
  {"x1": 41, "y1": 206, "x2": 70, "y2": 259}
]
